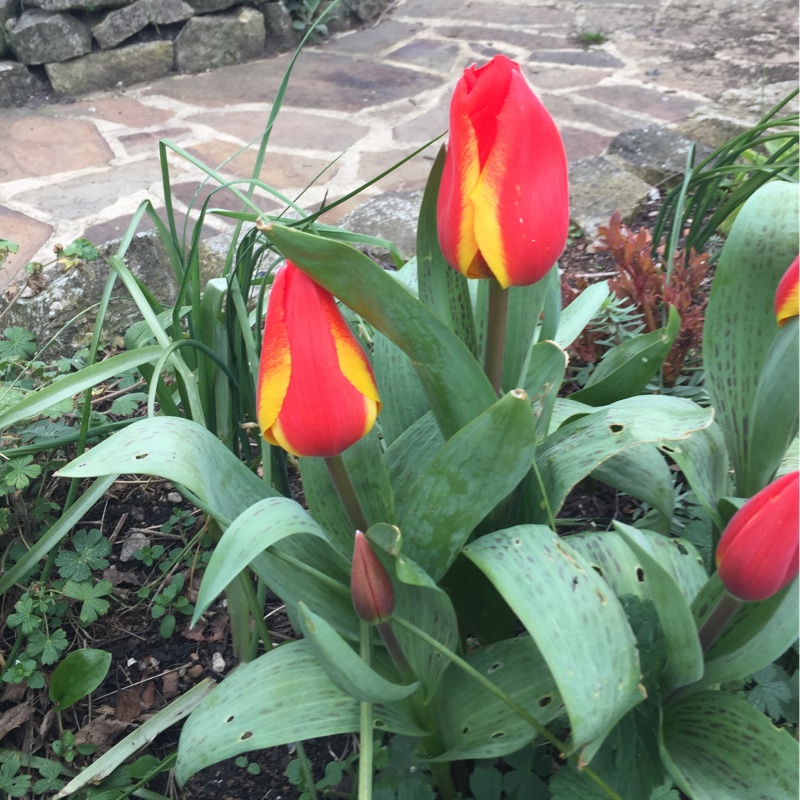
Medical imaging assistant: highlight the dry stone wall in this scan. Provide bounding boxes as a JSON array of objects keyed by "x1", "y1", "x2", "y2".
[{"x1": 0, "y1": 0, "x2": 388, "y2": 105}]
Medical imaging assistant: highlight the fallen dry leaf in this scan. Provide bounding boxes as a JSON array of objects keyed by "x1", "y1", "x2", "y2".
[
  {"x1": 114, "y1": 689, "x2": 141, "y2": 723},
  {"x1": 162, "y1": 671, "x2": 180, "y2": 699},
  {"x1": 182, "y1": 612, "x2": 229, "y2": 643},
  {"x1": 74, "y1": 714, "x2": 130, "y2": 754},
  {"x1": 0, "y1": 702, "x2": 34, "y2": 739}
]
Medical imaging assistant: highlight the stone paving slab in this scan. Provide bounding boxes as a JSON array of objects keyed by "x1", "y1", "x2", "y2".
[{"x1": 0, "y1": 0, "x2": 797, "y2": 287}]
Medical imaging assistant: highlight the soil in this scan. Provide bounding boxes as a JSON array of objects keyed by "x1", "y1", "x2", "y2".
[{"x1": 0, "y1": 202, "x2": 680, "y2": 800}]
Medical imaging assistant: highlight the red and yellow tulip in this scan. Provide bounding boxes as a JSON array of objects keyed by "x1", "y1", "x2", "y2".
[
  {"x1": 775, "y1": 255, "x2": 799, "y2": 326},
  {"x1": 256, "y1": 261, "x2": 380, "y2": 458},
  {"x1": 351, "y1": 530, "x2": 396, "y2": 625},
  {"x1": 436, "y1": 54, "x2": 569, "y2": 288},
  {"x1": 716, "y1": 471, "x2": 799, "y2": 602}
]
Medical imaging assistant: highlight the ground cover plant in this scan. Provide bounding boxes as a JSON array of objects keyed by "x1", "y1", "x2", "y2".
[{"x1": 0, "y1": 7, "x2": 798, "y2": 798}]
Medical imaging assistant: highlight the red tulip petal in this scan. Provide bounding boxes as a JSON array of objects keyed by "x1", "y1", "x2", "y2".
[
  {"x1": 716, "y1": 471, "x2": 799, "y2": 601},
  {"x1": 257, "y1": 263, "x2": 379, "y2": 458},
  {"x1": 471, "y1": 69, "x2": 569, "y2": 288},
  {"x1": 775, "y1": 255, "x2": 799, "y2": 326}
]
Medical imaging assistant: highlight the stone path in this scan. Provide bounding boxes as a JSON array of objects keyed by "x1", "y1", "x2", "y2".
[{"x1": 0, "y1": 0, "x2": 796, "y2": 288}]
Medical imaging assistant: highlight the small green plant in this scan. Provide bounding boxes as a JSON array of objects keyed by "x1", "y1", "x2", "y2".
[
  {"x1": 577, "y1": 31, "x2": 606, "y2": 46},
  {"x1": 234, "y1": 755, "x2": 263, "y2": 776},
  {"x1": 137, "y1": 572, "x2": 195, "y2": 638},
  {"x1": 51, "y1": 731, "x2": 96, "y2": 764}
]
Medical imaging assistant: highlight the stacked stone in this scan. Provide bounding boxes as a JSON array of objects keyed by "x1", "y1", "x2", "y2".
[{"x1": 0, "y1": 0, "x2": 387, "y2": 105}]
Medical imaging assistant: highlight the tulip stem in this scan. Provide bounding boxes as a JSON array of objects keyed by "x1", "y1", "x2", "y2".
[
  {"x1": 697, "y1": 590, "x2": 743, "y2": 652},
  {"x1": 358, "y1": 621, "x2": 374, "y2": 800},
  {"x1": 484, "y1": 279, "x2": 509, "y2": 395},
  {"x1": 325, "y1": 454, "x2": 370, "y2": 532}
]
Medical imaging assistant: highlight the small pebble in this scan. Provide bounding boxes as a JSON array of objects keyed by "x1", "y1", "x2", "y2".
[
  {"x1": 187, "y1": 664, "x2": 204, "y2": 680},
  {"x1": 167, "y1": 492, "x2": 183, "y2": 504},
  {"x1": 211, "y1": 652, "x2": 226, "y2": 674}
]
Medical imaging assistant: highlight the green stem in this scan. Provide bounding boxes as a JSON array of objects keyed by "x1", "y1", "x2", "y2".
[
  {"x1": 358, "y1": 621, "x2": 373, "y2": 800},
  {"x1": 325, "y1": 454, "x2": 369, "y2": 532},
  {"x1": 697, "y1": 590, "x2": 743, "y2": 652},
  {"x1": 484, "y1": 279, "x2": 510, "y2": 395},
  {"x1": 392, "y1": 616, "x2": 622, "y2": 800},
  {"x1": 376, "y1": 621, "x2": 415, "y2": 684},
  {"x1": 295, "y1": 741, "x2": 319, "y2": 800}
]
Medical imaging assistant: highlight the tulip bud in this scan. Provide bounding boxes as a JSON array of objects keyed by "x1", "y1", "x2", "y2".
[
  {"x1": 775, "y1": 255, "x2": 799, "y2": 326},
  {"x1": 256, "y1": 261, "x2": 380, "y2": 458},
  {"x1": 437, "y1": 54, "x2": 569, "y2": 288},
  {"x1": 716, "y1": 471, "x2": 799, "y2": 601},
  {"x1": 351, "y1": 531, "x2": 395, "y2": 625}
]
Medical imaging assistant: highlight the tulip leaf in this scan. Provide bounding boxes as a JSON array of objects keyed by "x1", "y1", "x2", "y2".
[
  {"x1": 569, "y1": 306, "x2": 681, "y2": 406},
  {"x1": 429, "y1": 636, "x2": 564, "y2": 761},
  {"x1": 296, "y1": 603, "x2": 420, "y2": 703},
  {"x1": 523, "y1": 340, "x2": 568, "y2": 440},
  {"x1": 192, "y1": 496, "x2": 341, "y2": 626},
  {"x1": 658, "y1": 423, "x2": 729, "y2": 532},
  {"x1": 464, "y1": 526, "x2": 644, "y2": 756},
  {"x1": 174, "y1": 640, "x2": 425, "y2": 786},
  {"x1": 263, "y1": 224, "x2": 496, "y2": 439},
  {"x1": 566, "y1": 528, "x2": 707, "y2": 605},
  {"x1": 746, "y1": 319, "x2": 799, "y2": 491},
  {"x1": 397, "y1": 390, "x2": 537, "y2": 580},
  {"x1": 660, "y1": 690, "x2": 799, "y2": 800},
  {"x1": 416, "y1": 145, "x2": 479, "y2": 358},
  {"x1": 521, "y1": 395, "x2": 713, "y2": 522},
  {"x1": 593, "y1": 444, "x2": 675, "y2": 525},
  {"x1": 57, "y1": 416, "x2": 271, "y2": 525},
  {"x1": 692, "y1": 573, "x2": 799, "y2": 685},
  {"x1": 373, "y1": 331, "x2": 428, "y2": 446},
  {"x1": 612, "y1": 522, "x2": 703, "y2": 690},
  {"x1": 555, "y1": 281, "x2": 610, "y2": 349},
  {"x1": 703, "y1": 180, "x2": 800, "y2": 495}
]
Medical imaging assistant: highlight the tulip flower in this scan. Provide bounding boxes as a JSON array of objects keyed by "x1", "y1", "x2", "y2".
[
  {"x1": 437, "y1": 54, "x2": 569, "y2": 288},
  {"x1": 351, "y1": 531, "x2": 395, "y2": 625},
  {"x1": 716, "y1": 471, "x2": 799, "y2": 601},
  {"x1": 775, "y1": 255, "x2": 799, "y2": 326},
  {"x1": 256, "y1": 261, "x2": 380, "y2": 458}
]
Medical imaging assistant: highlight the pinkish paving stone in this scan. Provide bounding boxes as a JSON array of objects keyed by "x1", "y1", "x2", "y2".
[
  {"x1": 530, "y1": 49, "x2": 624, "y2": 69},
  {"x1": 357, "y1": 149, "x2": 437, "y2": 192},
  {"x1": 185, "y1": 109, "x2": 369, "y2": 154},
  {"x1": 559, "y1": 127, "x2": 613, "y2": 163},
  {"x1": 393, "y1": 105, "x2": 449, "y2": 146},
  {"x1": 144, "y1": 52, "x2": 442, "y2": 113},
  {"x1": 0, "y1": 115, "x2": 113, "y2": 183},
  {"x1": 386, "y1": 40, "x2": 462, "y2": 72},
  {"x1": 118, "y1": 129, "x2": 192, "y2": 158},
  {"x1": 527, "y1": 66, "x2": 614, "y2": 91},
  {"x1": 0, "y1": 207, "x2": 53, "y2": 288},
  {"x1": 21, "y1": 159, "x2": 165, "y2": 220},
  {"x1": 543, "y1": 94, "x2": 648, "y2": 135},
  {"x1": 578, "y1": 85, "x2": 702, "y2": 122},
  {"x1": 184, "y1": 140, "x2": 341, "y2": 189},
  {"x1": 400, "y1": 0, "x2": 573, "y2": 26},
  {"x1": 329, "y1": 20, "x2": 423, "y2": 55},
  {"x1": 82, "y1": 211, "x2": 162, "y2": 248},
  {"x1": 436, "y1": 26, "x2": 573, "y2": 52},
  {"x1": 45, "y1": 96, "x2": 174, "y2": 128}
]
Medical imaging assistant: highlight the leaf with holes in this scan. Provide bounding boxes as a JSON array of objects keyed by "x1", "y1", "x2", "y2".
[
  {"x1": 57, "y1": 416, "x2": 271, "y2": 525},
  {"x1": 519, "y1": 395, "x2": 713, "y2": 523},
  {"x1": 465, "y1": 526, "x2": 644, "y2": 759},
  {"x1": 661, "y1": 690, "x2": 799, "y2": 799},
  {"x1": 174, "y1": 640, "x2": 425, "y2": 785},
  {"x1": 612, "y1": 522, "x2": 703, "y2": 691},
  {"x1": 429, "y1": 635, "x2": 563, "y2": 761}
]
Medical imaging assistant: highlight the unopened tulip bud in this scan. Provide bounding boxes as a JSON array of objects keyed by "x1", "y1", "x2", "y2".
[
  {"x1": 716, "y1": 471, "x2": 799, "y2": 602},
  {"x1": 351, "y1": 531, "x2": 395, "y2": 625}
]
